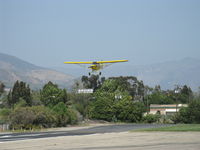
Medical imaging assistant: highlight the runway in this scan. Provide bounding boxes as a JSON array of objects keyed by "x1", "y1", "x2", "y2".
[{"x1": 0, "y1": 124, "x2": 172, "y2": 142}]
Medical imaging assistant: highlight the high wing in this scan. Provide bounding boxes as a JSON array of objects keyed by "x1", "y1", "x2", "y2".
[
  {"x1": 64, "y1": 61, "x2": 94, "y2": 64},
  {"x1": 64, "y1": 60, "x2": 128, "y2": 64},
  {"x1": 96, "y1": 60, "x2": 128, "y2": 64}
]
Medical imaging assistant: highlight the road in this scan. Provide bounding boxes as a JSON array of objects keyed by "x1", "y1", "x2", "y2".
[{"x1": 0, "y1": 124, "x2": 172, "y2": 142}]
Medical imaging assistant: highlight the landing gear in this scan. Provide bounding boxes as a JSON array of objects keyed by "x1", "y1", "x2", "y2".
[{"x1": 88, "y1": 72, "x2": 101, "y2": 76}]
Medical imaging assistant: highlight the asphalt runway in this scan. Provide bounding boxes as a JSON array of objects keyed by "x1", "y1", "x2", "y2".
[{"x1": 0, "y1": 124, "x2": 173, "y2": 142}]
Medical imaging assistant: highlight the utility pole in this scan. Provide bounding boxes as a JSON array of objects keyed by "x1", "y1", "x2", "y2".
[{"x1": 174, "y1": 88, "x2": 180, "y2": 114}]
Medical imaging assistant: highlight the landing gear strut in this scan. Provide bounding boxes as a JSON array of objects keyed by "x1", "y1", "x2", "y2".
[{"x1": 88, "y1": 72, "x2": 101, "y2": 76}]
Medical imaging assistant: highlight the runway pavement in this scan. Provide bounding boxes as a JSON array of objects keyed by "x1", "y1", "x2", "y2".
[
  {"x1": 1, "y1": 130, "x2": 200, "y2": 150},
  {"x1": 0, "y1": 124, "x2": 173, "y2": 142}
]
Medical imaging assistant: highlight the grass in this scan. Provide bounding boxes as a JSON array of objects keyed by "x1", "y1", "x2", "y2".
[{"x1": 131, "y1": 124, "x2": 200, "y2": 132}]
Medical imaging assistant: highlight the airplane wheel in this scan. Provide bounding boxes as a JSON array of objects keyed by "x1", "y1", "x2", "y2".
[
  {"x1": 89, "y1": 72, "x2": 91, "y2": 76},
  {"x1": 99, "y1": 72, "x2": 101, "y2": 76}
]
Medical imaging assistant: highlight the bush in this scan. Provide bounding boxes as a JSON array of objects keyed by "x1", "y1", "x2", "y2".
[
  {"x1": 114, "y1": 99, "x2": 145, "y2": 122},
  {"x1": 172, "y1": 100, "x2": 200, "y2": 124},
  {"x1": 0, "y1": 108, "x2": 11, "y2": 124},
  {"x1": 9, "y1": 107, "x2": 35, "y2": 130},
  {"x1": 179, "y1": 100, "x2": 200, "y2": 123},
  {"x1": 70, "y1": 93, "x2": 92, "y2": 118},
  {"x1": 9, "y1": 106, "x2": 57, "y2": 129},
  {"x1": 142, "y1": 114, "x2": 160, "y2": 123},
  {"x1": 31, "y1": 106, "x2": 57, "y2": 128},
  {"x1": 52, "y1": 102, "x2": 78, "y2": 126},
  {"x1": 67, "y1": 108, "x2": 78, "y2": 125}
]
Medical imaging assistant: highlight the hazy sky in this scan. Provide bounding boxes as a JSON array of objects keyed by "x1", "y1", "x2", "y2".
[{"x1": 0, "y1": 0, "x2": 200, "y2": 68}]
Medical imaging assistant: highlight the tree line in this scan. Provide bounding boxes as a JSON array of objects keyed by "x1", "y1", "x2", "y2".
[{"x1": 0, "y1": 75, "x2": 200, "y2": 130}]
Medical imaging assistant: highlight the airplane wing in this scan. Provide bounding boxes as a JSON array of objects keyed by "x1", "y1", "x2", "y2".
[
  {"x1": 64, "y1": 61, "x2": 93, "y2": 64},
  {"x1": 64, "y1": 60, "x2": 128, "y2": 64},
  {"x1": 96, "y1": 60, "x2": 128, "y2": 64}
]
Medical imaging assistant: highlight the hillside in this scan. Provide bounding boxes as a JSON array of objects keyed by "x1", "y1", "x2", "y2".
[
  {"x1": 135, "y1": 58, "x2": 200, "y2": 90},
  {"x1": 106, "y1": 58, "x2": 200, "y2": 90},
  {"x1": 0, "y1": 53, "x2": 74, "y2": 89},
  {"x1": 1, "y1": 52, "x2": 199, "y2": 90},
  {"x1": 59, "y1": 58, "x2": 200, "y2": 90}
]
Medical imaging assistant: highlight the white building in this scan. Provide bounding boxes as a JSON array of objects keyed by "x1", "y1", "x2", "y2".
[
  {"x1": 149, "y1": 104, "x2": 188, "y2": 115},
  {"x1": 77, "y1": 89, "x2": 93, "y2": 94}
]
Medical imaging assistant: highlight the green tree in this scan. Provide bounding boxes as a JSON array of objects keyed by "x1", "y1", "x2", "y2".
[
  {"x1": 178, "y1": 100, "x2": 200, "y2": 123},
  {"x1": 147, "y1": 91, "x2": 174, "y2": 104},
  {"x1": 88, "y1": 76, "x2": 147, "y2": 122},
  {"x1": 81, "y1": 75, "x2": 104, "y2": 90},
  {"x1": 89, "y1": 91, "x2": 115, "y2": 121},
  {"x1": 89, "y1": 91, "x2": 145, "y2": 122},
  {"x1": 0, "y1": 82, "x2": 5, "y2": 96},
  {"x1": 31, "y1": 90, "x2": 42, "y2": 106},
  {"x1": 8, "y1": 81, "x2": 32, "y2": 107},
  {"x1": 11, "y1": 81, "x2": 20, "y2": 106},
  {"x1": 62, "y1": 89, "x2": 68, "y2": 104},
  {"x1": 40, "y1": 81, "x2": 67, "y2": 107},
  {"x1": 179, "y1": 85, "x2": 193, "y2": 103},
  {"x1": 108, "y1": 76, "x2": 145, "y2": 101},
  {"x1": 114, "y1": 97, "x2": 145, "y2": 122}
]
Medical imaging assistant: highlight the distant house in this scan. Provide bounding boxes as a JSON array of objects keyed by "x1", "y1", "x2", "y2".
[
  {"x1": 77, "y1": 89, "x2": 93, "y2": 94},
  {"x1": 4, "y1": 88, "x2": 11, "y2": 93},
  {"x1": 149, "y1": 104, "x2": 188, "y2": 115}
]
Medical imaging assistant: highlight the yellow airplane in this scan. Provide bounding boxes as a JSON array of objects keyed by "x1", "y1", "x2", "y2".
[{"x1": 64, "y1": 59, "x2": 128, "y2": 75}]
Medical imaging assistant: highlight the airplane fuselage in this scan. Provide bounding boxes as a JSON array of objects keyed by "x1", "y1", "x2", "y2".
[{"x1": 88, "y1": 63, "x2": 103, "y2": 72}]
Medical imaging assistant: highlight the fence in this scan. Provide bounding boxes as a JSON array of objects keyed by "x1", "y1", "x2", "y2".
[{"x1": 0, "y1": 124, "x2": 9, "y2": 131}]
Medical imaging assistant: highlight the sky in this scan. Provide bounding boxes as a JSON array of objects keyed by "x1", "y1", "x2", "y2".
[{"x1": 0, "y1": 0, "x2": 200, "y2": 68}]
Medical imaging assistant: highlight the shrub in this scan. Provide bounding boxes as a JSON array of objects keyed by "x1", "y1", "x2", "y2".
[
  {"x1": 171, "y1": 100, "x2": 200, "y2": 124},
  {"x1": 67, "y1": 108, "x2": 78, "y2": 125},
  {"x1": 9, "y1": 107, "x2": 35, "y2": 130},
  {"x1": 9, "y1": 106, "x2": 57, "y2": 129},
  {"x1": 0, "y1": 108, "x2": 11, "y2": 124},
  {"x1": 52, "y1": 102, "x2": 78, "y2": 126},
  {"x1": 142, "y1": 114, "x2": 160, "y2": 123},
  {"x1": 114, "y1": 99, "x2": 145, "y2": 122},
  {"x1": 31, "y1": 106, "x2": 57, "y2": 128}
]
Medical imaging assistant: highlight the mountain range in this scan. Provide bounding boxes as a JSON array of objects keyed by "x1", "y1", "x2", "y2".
[
  {"x1": 106, "y1": 58, "x2": 200, "y2": 90},
  {"x1": 0, "y1": 52, "x2": 200, "y2": 91},
  {"x1": 0, "y1": 53, "x2": 74, "y2": 89},
  {"x1": 135, "y1": 58, "x2": 200, "y2": 90},
  {"x1": 56, "y1": 58, "x2": 200, "y2": 91}
]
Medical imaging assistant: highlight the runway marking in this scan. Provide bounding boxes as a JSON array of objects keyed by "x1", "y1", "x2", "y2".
[
  {"x1": 14, "y1": 133, "x2": 43, "y2": 137},
  {"x1": 0, "y1": 135, "x2": 12, "y2": 138}
]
